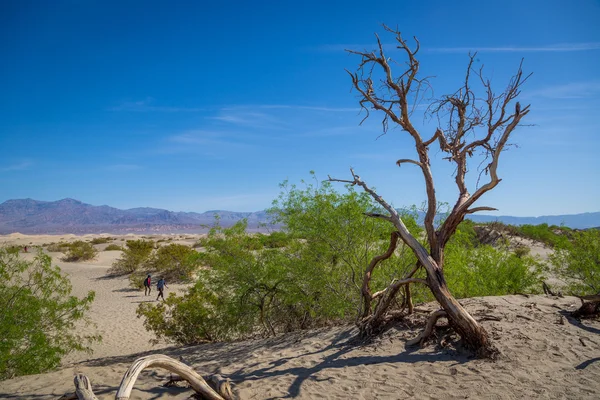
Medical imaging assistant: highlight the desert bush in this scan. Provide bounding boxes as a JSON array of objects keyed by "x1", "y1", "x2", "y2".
[
  {"x1": 109, "y1": 239, "x2": 154, "y2": 275},
  {"x1": 90, "y1": 237, "x2": 112, "y2": 245},
  {"x1": 46, "y1": 242, "x2": 70, "y2": 252},
  {"x1": 0, "y1": 248, "x2": 98, "y2": 380},
  {"x1": 551, "y1": 229, "x2": 600, "y2": 295},
  {"x1": 443, "y1": 223, "x2": 542, "y2": 298},
  {"x1": 62, "y1": 241, "x2": 98, "y2": 262},
  {"x1": 150, "y1": 243, "x2": 200, "y2": 282},
  {"x1": 104, "y1": 244, "x2": 123, "y2": 251}
]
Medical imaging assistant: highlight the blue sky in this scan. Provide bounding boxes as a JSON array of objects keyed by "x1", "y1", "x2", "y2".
[{"x1": 1, "y1": 0, "x2": 599, "y2": 216}]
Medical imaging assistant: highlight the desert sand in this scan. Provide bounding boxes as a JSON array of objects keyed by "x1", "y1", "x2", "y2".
[{"x1": 0, "y1": 234, "x2": 599, "y2": 399}]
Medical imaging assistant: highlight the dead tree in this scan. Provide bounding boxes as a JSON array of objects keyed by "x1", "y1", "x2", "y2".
[{"x1": 329, "y1": 25, "x2": 531, "y2": 358}]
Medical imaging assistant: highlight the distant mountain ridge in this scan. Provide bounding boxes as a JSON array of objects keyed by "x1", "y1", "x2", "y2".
[
  {"x1": 0, "y1": 198, "x2": 598, "y2": 234},
  {"x1": 0, "y1": 198, "x2": 269, "y2": 234}
]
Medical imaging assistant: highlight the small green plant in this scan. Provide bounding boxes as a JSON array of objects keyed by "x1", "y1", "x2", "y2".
[
  {"x1": 0, "y1": 248, "x2": 98, "y2": 380},
  {"x1": 62, "y1": 241, "x2": 98, "y2": 262},
  {"x1": 514, "y1": 245, "x2": 531, "y2": 258},
  {"x1": 104, "y1": 244, "x2": 123, "y2": 251}
]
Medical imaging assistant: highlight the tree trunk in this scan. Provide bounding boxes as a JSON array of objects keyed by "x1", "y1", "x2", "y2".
[{"x1": 425, "y1": 259, "x2": 496, "y2": 357}]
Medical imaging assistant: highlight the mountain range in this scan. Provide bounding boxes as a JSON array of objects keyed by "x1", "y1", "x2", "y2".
[
  {"x1": 0, "y1": 198, "x2": 598, "y2": 234},
  {"x1": 0, "y1": 198, "x2": 270, "y2": 234}
]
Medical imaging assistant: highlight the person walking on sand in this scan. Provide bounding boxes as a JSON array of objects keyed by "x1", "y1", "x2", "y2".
[
  {"x1": 144, "y1": 274, "x2": 152, "y2": 296},
  {"x1": 156, "y1": 278, "x2": 168, "y2": 301}
]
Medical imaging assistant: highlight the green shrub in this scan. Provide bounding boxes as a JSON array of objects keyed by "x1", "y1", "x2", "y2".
[
  {"x1": 90, "y1": 237, "x2": 112, "y2": 245},
  {"x1": 104, "y1": 244, "x2": 123, "y2": 251},
  {"x1": 62, "y1": 241, "x2": 98, "y2": 262},
  {"x1": 150, "y1": 243, "x2": 200, "y2": 282},
  {"x1": 109, "y1": 240, "x2": 154, "y2": 275},
  {"x1": 551, "y1": 229, "x2": 600, "y2": 295},
  {"x1": 0, "y1": 249, "x2": 98, "y2": 380},
  {"x1": 444, "y1": 223, "x2": 542, "y2": 298},
  {"x1": 46, "y1": 242, "x2": 70, "y2": 253},
  {"x1": 137, "y1": 178, "x2": 416, "y2": 344}
]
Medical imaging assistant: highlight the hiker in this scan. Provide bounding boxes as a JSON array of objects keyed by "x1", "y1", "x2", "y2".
[
  {"x1": 156, "y1": 278, "x2": 168, "y2": 301},
  {"x1": 143, "y1": 274, "x2": 152, "y2": 296}
]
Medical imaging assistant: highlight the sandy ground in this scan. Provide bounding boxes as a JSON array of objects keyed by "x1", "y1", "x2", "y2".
[{"x1": 1, "y1": 234, "x2": 599, "y2": 399}]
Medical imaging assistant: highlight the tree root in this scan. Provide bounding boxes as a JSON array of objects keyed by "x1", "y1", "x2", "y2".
[
  {"x1": 572, "y1": 300, "x2": 600, "y2": 319},
  {"x1": 406, "y1": 310, "x2": 447, "y2": 347},
  {"x1": 62, "y1": 354, "x2": 236, "y2": 400}
]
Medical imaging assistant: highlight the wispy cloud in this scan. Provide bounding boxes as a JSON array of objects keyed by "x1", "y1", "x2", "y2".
[
  {"x1": 526, "y1": 81, "x2": 600, "y2": 99},
  {"x1": 252, "y1": 104, "x2": 359, "y2": 112},
  {"x1": 109, "y1": 97, "x2": 206, "y2": 112},
  {"x1": 162, "y1": 130, "x2": 255, "y2": 155},
  {"x1": 0, "y1": 160, "x2": 33, "y2": 172},
  {"x1": 208, "y1": 110, "x2": 287, "y2": 130},
  {"x1": 104, "y1": 164, "x2": 143, "y2": 171}
]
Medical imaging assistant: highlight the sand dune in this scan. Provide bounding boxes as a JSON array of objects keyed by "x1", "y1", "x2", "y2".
[{"x1": 0, "y1": 234, "x2": 599, "y2": 399}]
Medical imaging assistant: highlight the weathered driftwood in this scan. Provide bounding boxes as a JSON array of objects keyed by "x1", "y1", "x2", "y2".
[
  {"x1": 75, "y1": 374, "x2": 99, "y2": 400},
  {"x1": 63, "y1": 354, "x2": 235, "y2": 400},
  {"x1": 116, "y1": 355, "x2": 230, "y2": 400}
]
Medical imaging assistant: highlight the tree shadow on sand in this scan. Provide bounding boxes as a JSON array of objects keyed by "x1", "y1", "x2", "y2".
[
  {"x1": 559, "y1": 310, "x2": 600, "y2": 335},
  {"x1": 68, "y1": 326, "x2": 470, "y2": 399},
  {"x1": 225, "y1": 330, "x2": 469, "y2": 399}
]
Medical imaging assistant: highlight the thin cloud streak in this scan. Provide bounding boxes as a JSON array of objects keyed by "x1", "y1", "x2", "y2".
[
  {"x1": 104, "y1": 164, "x2": 143, "y2": 171},
  {"x1": 0, "y1": 160, "x2": 33, "y2": 172},
  {"x1": 109, "y1": 98, "x2": 206, "y2": 112}
]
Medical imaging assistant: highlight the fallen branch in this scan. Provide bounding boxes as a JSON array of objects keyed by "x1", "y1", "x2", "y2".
[{"x1": 116, "y1": 355, "x2": 230, "y2": 400}]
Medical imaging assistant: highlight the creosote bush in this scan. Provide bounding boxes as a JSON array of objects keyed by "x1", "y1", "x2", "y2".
[
  {"x1": 62, "y1": 240, "x2": 98, "y2": 262},
  {"x1": 150, "y1": 243, "x2": 201, "y2": 282},
  {"x1": 109, "y1": 239, "x2": 155, "y2": 275},
  {"x1": 104, "y1": 244, "x2": 123, "y2": 251},
  {"x1": 90, "y1": 237, "x2": 113, "y2": 245},
  {"x1": 551, "y1": 229, "x2": 600, "y2": 296},
  {"x1": 0, "y1": 248, "x2": 98, "y2": 380}
]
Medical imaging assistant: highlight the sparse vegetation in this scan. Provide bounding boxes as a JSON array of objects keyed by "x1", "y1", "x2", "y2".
[
  {"x1": 90, "y1": 237, "x2": 113, "y2": 245},
  {"x1": 0, "y1": 248, "x2": 98, "y2": 380},
  {"x1": 104, "y1": 244, "x2": 123, "y2": 251},
  {"x1": 484, "y1": 221, "x2": 572, "y2": 248}
]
